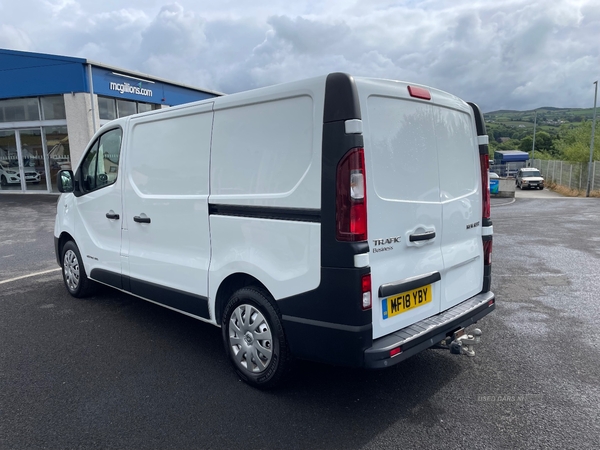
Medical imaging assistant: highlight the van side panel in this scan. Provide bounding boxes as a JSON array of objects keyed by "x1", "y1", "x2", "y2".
[
  {"x1": 122, "y1": 103, "x2": 213, "y2": 320},
  {"x1": 208, "y1": 92, "x2": 323, "y2": 316},
  {"x1": 210, "y1": 94, "x2": 320, "y2": 209},
  {"x1": 279, "y1": 74, "x2": 373, "y2": 367}
]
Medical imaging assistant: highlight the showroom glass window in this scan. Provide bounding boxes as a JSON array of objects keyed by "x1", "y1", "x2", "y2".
[
  {"x1": 98, "y1": 96, "x2": 161, "y2": 120},
  {"x1": 98, "y1": 97, "x2": 117, "y2": 120},
  {"x1": 0, "y1": 98, "x2": 40, "y2": 122},
  {"x1": 41, "y1": 96, "x2": 66, "y2": 120}
]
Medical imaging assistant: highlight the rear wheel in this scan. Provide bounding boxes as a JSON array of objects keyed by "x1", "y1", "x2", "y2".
[
  {"x1": 222, "y1": 287, "x2": 289, "y2": 389},
  {"x1": 61, "y1": 241, "x2": 96, "y2": 298}
]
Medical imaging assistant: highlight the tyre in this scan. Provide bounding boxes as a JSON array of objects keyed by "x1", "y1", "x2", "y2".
[
  {"x1": 222, "y1": 287, "x2": 289, "y2": 389},
  {"x1": 539, "y1": 186, "x2": 544, "y2": 190},
  {"x1": 0, "y1": 175, "x2": 6, "y2": 186},
  {"x1": 61, "y1": 241, "x2": 96, "y2": 298}
]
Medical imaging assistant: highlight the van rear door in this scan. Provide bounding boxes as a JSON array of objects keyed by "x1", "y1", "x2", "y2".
[{"x1": 356, "y1": 79, "x2": 483, "y2": 340}]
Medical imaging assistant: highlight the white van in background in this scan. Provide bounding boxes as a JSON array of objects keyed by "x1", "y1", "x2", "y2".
[{"x1": 54, "y1": 73, "x2": 495, "y2": 388}]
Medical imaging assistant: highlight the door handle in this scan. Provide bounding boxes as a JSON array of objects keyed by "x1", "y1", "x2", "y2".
[
  {"x1": 105, "y1": 212, "x2": 120, "y2": 220},
  {"x1": 409, "y1": 231, "x2": 436, "y2": 242},
  {"x1": 133, "y1": 215, "x2": 151, "y2": 224}
]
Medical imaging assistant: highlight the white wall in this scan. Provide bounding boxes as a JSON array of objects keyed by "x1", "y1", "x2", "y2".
[{"x1": 63, "y1": 93, "x2": 100, "y2": 168}]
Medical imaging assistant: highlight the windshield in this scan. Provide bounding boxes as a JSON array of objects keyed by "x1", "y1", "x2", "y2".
[{"x1": 522, "y1": 170, "x2": 541, "y2": 177}]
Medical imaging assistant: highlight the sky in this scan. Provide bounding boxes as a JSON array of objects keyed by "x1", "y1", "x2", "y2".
[{"x1": 0, "y1": 0, "x2": 599, "y2": 112}]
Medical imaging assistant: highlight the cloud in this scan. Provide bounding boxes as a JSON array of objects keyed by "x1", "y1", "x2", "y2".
[
  {"x1": 0, "y1": 25, "x2": 32, "y2": 50},
  {"x1": 0, "y1": 0, "x2": 598, "y2": 111}
]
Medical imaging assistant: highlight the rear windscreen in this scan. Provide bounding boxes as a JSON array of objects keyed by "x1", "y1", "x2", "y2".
[{"x1": 366, "y1": 96, "x2": 477, "y2": 202}]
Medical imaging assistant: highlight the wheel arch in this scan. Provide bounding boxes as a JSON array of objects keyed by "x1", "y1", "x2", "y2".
[
  {"x1": 214, "y1": 273, "x2": 272, "y2": 325},
  {"x1": 57, "y1": 232, "x2": 76, "y2": 264}
]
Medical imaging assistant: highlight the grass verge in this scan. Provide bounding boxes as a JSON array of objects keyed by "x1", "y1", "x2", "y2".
[{"x1": 547, "y1": 181, "x2": 600, "y2": 197}]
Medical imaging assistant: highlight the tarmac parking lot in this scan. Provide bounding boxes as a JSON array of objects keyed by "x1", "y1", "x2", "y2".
[{"x1": 1, "y1": 193, "x2": 599, "y2": 449}]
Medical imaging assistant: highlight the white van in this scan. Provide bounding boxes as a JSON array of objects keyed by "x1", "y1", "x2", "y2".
[{"x1": 54, "y1": 73, "x2": 495, "y2": 388}]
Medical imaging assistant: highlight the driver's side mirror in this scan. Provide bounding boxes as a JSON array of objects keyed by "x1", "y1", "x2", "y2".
[{"x1": 57, "y1": 170, "x2": 75, "y2": 193}]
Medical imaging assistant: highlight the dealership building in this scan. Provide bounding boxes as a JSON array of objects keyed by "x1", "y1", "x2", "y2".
[{"x1": 0, "y1": 49, "x2": 220, "y2": 194}]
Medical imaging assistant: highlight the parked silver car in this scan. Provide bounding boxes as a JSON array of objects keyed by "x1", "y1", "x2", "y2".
[{"x1": 516, "y1": 168, "x2": 544, "y2": 190}]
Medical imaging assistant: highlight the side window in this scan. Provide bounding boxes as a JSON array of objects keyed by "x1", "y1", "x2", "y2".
[
  {"x1": 80, "y1": 140, "x2": 99, "y2": 192},
  {"x1": 79, "y1": 128, "x2": 122, "y2": 193}
]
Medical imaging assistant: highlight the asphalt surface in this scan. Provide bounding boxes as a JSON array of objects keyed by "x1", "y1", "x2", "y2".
[{"x1": 1, "y1": 193, "x2": 600, "y2": 449}]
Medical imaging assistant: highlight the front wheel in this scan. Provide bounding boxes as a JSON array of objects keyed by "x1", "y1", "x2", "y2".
[
  {"x1": 222, "y1": 287, "x2": 289, "y2": 389},
  {"x1": 61, "y1": 241, "x2": 96, "y2": 298},
  {"x1": 0, "y1": 175, "x2": 7, "y2": 186},
  {"x1": 539, "y1": 186, "x2": 544, "y2": 190}
]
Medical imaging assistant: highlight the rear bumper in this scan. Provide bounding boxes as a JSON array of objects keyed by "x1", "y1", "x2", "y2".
[
  {"x1": 281, "y1": 290, "x2": 495, "y2": 368},
  {"x1": 364, "y1": 291, "x2": 495, "y2": 368}
]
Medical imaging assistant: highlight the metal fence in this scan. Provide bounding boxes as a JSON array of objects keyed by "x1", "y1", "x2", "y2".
[
  {"x1": 530, "y1": 159, "x2": 600, "y2": 192},
  {"x1": 490, "y1": 159, "x2": 600, "y2": 192}
]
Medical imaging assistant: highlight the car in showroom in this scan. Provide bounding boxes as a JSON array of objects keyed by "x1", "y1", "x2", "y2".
[
  {"x1": 0, "y1": 160, "x2": 41, "y2": 186},
  {"x1": 516, "y1": 168, "x2": 544, "y2": 190}
]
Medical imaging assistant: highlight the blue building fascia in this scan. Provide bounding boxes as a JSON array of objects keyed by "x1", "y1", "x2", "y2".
[
  {"x1": 0, "y1": 49, "x2": 88, "y2": 99},
  {"x1": 0, "y1": 48, "x2": 220, "y2": 105}
]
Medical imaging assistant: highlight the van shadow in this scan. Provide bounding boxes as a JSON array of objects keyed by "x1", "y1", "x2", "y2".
[{"x1": 78, "y1": 286, "x2": 467, "y2": 449}]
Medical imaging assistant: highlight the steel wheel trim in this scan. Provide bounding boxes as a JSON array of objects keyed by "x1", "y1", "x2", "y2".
[
  {"x1": 229, "y1": 304, "x2": 273, "y2": 373},
  {"x1": 63, "y1": 249, "x2": 80, "y2": 291}
]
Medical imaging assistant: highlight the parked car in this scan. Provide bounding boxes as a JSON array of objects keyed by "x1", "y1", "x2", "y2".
[
  {"x1": 516, "y1": 168, "x2": 544, "y2": 190},
  {"x1": 0, "y1": 160, "x2": 41, "y2": 186}
]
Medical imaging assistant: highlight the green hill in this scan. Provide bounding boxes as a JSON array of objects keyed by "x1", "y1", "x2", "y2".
[{"x1": 484, "y1": 107, "x2": 595, "y2": 125}]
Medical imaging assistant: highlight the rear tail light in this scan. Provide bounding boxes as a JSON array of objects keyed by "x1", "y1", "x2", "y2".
[
  {"x1": 483, "y1": 239, "x2": 492, "y2": 266},
  {"x1": 361, "y1": 273, "x2": 372, "y2": 310},
  {"x1": 336, "y1": 147, "x2": 368, "y2": 241},
  {"x1": 480, "y1": 154, "x2": 491, "y2": 220}
]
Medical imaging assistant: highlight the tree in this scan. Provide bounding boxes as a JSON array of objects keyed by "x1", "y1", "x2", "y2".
[
  {"x1": 520, "y1": 136, "x2": 533, "y2": 153},
  {"x1": 534, "y1": 131, "x2": 554, "y2": 154},
  {"x1": 496, "y1": 139, "x2": 521, "y2": 150},
  {"x1": 555, "y1": 120, "x2": 600, "y2": 162}
]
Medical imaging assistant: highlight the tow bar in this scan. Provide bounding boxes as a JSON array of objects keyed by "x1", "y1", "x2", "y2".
[{"x1": 435, "y1": 328, "x2": 482, "y2": 357}]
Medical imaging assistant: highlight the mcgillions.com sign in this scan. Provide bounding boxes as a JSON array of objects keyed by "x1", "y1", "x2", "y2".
[{"x1": 109, "y1": 81, "x2": 153, "y2": 97}]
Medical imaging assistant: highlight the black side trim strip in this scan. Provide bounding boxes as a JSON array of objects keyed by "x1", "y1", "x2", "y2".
[
  {"x1": 378, "y1": 271, "x2": 441, "y2": 298},
  {"x1": 91, "y1": 268, "x2": 122, "y2": 290},
  {"x1": 282, "y1": 315, "x2": 372, "y2": 333},
  {"x1": 128, "y1": 277, "x2": 210, "y2": 319},
  {"x1": 209, "y1": 204, "x2": 321, "y2": 223},
  {"x1": 54, "y1": 236, "x2": 61, "y2": 266},
  {"x1": 89, "y1": 269, "x2": 210, "y2": 320}
]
